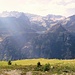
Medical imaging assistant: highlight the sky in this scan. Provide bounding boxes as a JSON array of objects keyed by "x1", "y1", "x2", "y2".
[{"x1": 0, "y1": 0, "x2": 75, "y2": 17}]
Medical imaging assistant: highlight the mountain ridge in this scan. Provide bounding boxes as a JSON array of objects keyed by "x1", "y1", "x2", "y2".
[{"x1": 0, "y1": 11, "x2": 75, "y2": 60}]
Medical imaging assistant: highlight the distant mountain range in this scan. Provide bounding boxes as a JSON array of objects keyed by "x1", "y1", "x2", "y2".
[{"x1": 0, "y1": 11, "x2": 75, "y2": 60}]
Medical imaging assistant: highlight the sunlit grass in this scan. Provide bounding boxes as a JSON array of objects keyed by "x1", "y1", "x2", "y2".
[
  {"x1": 0, "y1": 61, "x2": 7, "y2": 66},
  {"x1": 0, "y1": 58, "x2": 75, "y2": 66},
  {"x1": 12, "y1": 59, "x2": 61, "y2": 65},
  {"x1": 12, "y1": 58, "x2": 75, "y2": 72},
  {"x1": 12, "y1": 58, "x2": 75, "y2": 66},
  {"x1": 0, "y1": 59, "x2": 75, "y2": 75}
]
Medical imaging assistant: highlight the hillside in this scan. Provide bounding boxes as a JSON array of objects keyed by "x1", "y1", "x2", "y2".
[{"x1": 0, "y1": 11, "x2": 75, "y2": 60}]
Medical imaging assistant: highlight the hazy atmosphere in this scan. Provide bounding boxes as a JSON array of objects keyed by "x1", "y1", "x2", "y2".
[
  {"x1": 0, "y1": 0, "x2": 75, "y2": 16},
  {"x1": 1, "y1": 0, "x2": 75, "y2": 75}
]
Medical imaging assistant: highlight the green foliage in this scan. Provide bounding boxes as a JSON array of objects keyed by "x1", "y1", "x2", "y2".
[
  {"x1": 35, "y1": 62, "x2": 50, "y2": 72},
  {"x1": 37, "y1": 62, "x2": 41, "y2": 67},
  {"x1": 35, "y1": 62, "x2": 43, "y2": 71},
  {"x1": 8, "y1": 60, "x2": 12, "y2": 65},
  {"x1": 43, "y1": 63, "x2": 50, "y2": 71}
]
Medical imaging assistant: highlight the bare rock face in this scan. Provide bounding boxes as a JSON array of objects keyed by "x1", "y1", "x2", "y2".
[{"x1": 0, "y1": 11, "x2": 75, "y2": 60}]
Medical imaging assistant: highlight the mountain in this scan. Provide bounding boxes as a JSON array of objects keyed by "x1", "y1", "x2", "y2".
[
  {"x1": 32, "y1": 25, "x2": 75, "y2": 59},
  {"x1": 0, "y1": 11, "x2": 22, "y2": 18},
  {"x1": 26, "y1": 13, "x2": 65, "y2": 31},
  {"x1": 66, "y1": 15, "x2": 75, "y2": 32},
  {"x1": 0, "y1": 11, "x2": 75, "y2": 60},
  {"x1": 0, "y1": 12, "x2": 38, "y2": 43},
  {"x1": 0, "y1": 11, "x2": 65, "y2": 32},
  {"x1": 60, "y1": 15, "x2": 75, "y2": 32},
  {"x1": 1, "y1": 25, "x2": 75, "y2": 60},
  {"x1": 0, "y1": 32, "x2": 38, "y2": 60},
  {"x1": 0, "y1": 13, "x2": 33, "y2": 34}
]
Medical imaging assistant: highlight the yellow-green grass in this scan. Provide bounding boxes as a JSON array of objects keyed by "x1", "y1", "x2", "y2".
[
  {"x1": 11, "y1": 59, "x2": 75, "y2": 73},
  {"x1": 12, "y1": 58, "x2": 75, "y2": 66},
  {"x1": 1, "y1": 58, "x2": 75, "y2": 66},
  {"x1": 1, "y1": 59, "x2": 75, "y2": 74},
  {"x1": 0, "y1": 61, "x2": 7, "y2": 66},
  {"x1": 13, "y1": 59, "x2": 61, "y2": 65}
]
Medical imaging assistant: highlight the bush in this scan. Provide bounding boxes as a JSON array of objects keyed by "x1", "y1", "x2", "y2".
[
  {"x1": 8, "y1": 60, "x2": 12, "y2": 65},
  {"x1": 34, "y1": 62, "x2": 42, "y2": 71},
  {"x1": 43, "y1": 63, "x2": 50, "y2": 71},
  {"x1": 35, "y1": 62, "x2": 50, "y2": 72},
  {"x1": 37, "y1": 62, "x2": 41, "y2": 67}
]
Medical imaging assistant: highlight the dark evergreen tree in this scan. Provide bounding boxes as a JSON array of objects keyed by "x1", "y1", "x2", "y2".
[{"x1": 8, "y1": 60, "x2": 12, "y2": 65}]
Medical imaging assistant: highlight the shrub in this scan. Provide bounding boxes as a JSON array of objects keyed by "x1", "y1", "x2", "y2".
[
  {"x1": 34, "y1": 62, "x2": 42, "y2": 71},
  {"x1": 8, "y1": 60, "x2": 12, "y2": 65},
  {"x1": 43, "y1": 63, "x2": 50, "y2": 71},
  {"x1": 35, "y1": 62, "x2": 50, "y2": 72},
  {"x1": 37, "y1": 62, "x2": 41, "y2": 67}
]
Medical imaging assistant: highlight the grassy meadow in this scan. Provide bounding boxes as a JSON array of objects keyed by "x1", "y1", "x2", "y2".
[{"x1": 0, "y1": 58, "x2": 75, "y2": 75}]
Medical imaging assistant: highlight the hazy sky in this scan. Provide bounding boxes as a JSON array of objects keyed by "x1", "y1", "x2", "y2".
[{"x1": 0, "y1": 0, "x2": 75, "y2": 16}]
